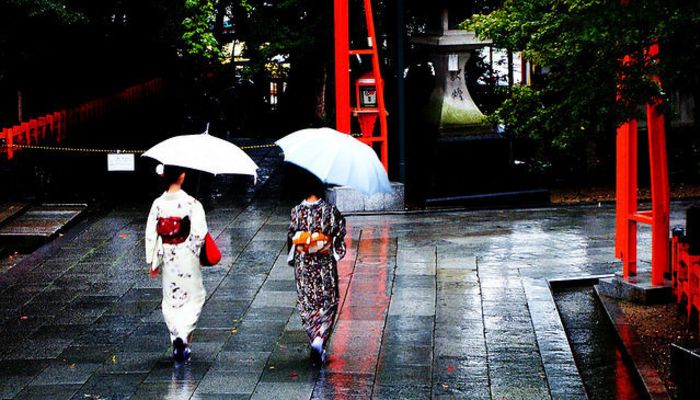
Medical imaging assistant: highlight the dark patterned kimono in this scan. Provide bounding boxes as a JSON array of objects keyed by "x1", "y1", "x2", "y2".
[{"x1": 288, "y1": 198, "x2": 347, "y2": 345}]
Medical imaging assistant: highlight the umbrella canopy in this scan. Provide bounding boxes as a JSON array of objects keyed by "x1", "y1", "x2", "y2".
[
  {"x1": 275, "y1": 127, "x2": 391, "y2": 196},
  {"x1": 142, "y1": 131, "x2": 258, "y2": 177}
]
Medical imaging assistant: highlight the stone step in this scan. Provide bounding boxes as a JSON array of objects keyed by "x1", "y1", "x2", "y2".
[
  {"x1": 0, "y1": 203, "x2": 87, "y2": 237},
  {"x1": 0, "y1": 202, "x2": 30, "y2": 226}
]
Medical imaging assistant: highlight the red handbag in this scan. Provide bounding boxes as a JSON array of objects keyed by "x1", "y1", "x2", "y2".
[{"x1": 200, "y1": 233, "x2": 221, "y2": 266}]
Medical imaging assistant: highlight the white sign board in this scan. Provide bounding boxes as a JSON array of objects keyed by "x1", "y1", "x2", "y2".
[
  {"x1": 448, "y1": 54, "x2": 459, "y2": 72},
  {"x1": 107, "y1": 153, "x2": 135, "y2": 172}
]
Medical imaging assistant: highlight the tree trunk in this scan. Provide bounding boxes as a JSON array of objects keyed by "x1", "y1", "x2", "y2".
[
  {"x1": 17, "y1": 90, "x2": 23, "y2": 123},
  {"x1": 315, "y1": 62, "x2": 327, "y2": 122}
]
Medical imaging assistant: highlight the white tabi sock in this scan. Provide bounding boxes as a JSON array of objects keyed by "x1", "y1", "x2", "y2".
[{"x1": 311, "y1": 337, "x2": 323, "y2": 352}]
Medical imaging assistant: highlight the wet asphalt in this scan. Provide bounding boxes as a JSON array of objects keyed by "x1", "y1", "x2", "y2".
[{"x1": 0, "y1": 143, "x2": 692, "y2": 399}]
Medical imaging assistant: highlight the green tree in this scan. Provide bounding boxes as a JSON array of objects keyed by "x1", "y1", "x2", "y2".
[
  {"x1": 181, "y1": 0, "x2": 222, "y2": 61},
  {"x1": 466, "y1": 0, "x2": 700, "y2": 177}
]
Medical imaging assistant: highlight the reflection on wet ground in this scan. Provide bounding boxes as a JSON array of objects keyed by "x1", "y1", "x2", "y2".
[
  {"x1": 554, "y1": 287, "x2": 646, "y2": 400},
  {"x1": 0, "y1": 145, "x2": 692, "y2": 399}
]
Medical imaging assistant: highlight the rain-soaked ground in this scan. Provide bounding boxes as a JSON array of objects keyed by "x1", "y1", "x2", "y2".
[
  {"x1": 554, "y1": 287, "x2": 647, "y2": 400},
  {"x1": 0, "y1": 140, "x2": 693, "y2": 399}
]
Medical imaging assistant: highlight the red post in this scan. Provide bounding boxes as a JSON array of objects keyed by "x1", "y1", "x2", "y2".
[
  {"x1": 28, "y1": 120, "x2": 38, "y2": 143},
  {"x1": 334, "y1": 0, "x2": 351, "y2": 134},
  {"x1": 6, "y1": 128, "x2": 13, "y2": 159},
  {"x1": 616, "y1": 119, "x2": 639, "y2": 277},
  {"x1": 20, "y1": 122, "x2": 30, "y2": 144},
  {"x1": 59, "y1": 110, "x2": 67, "y2": 142},
  {"x1": 37, "y1": 116, "x2": 46, "y2": 140},
  {"x1": 45, "y1": 114, "x2": 54, "y2": 139},
  {"x1": 647, "y1": 101, "x2": 670, "y2": 285}
]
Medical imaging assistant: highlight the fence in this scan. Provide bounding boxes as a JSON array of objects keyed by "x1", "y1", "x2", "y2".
[
  {"x1": 672, "y1": 207, "x2": 700, "y2": 329},
  {"x1": 0, "y1": 78, "x2": 164, "y2": 160}
]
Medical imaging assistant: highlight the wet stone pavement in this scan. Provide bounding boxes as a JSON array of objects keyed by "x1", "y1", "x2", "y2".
[{"x1": 0, "y1": 146, "x2": 690, "y2": 399}]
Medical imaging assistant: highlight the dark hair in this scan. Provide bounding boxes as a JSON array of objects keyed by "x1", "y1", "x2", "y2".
[
  {"x1": 297, "y1": 170, "x2": 325, "y2": 199},
  {"x1": 162, "y1": 165, "x2": 187, "y2": 185}
]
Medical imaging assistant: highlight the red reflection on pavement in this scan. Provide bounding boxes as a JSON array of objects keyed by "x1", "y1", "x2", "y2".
[{"x1": 328, "y1": 224, "x2": 391, "y2": 379}]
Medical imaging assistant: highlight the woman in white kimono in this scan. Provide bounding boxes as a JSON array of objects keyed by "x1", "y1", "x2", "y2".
[{"x1": 145, "y1": 165, "x2": 208, "y2": 362}]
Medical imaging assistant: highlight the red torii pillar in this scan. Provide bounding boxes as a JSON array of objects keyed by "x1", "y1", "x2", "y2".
[
  {"x1": 615, "y1": 42, "x2": 670, "y2": 286},
  {"x1": 334, "y1": 0, "x2": 389, "y2": 171},
  {"x1": 334, "y1": 0, "x2": 351, "y2": 135}
]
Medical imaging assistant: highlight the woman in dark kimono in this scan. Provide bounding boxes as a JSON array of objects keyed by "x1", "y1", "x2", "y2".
[{"x1": 288, "y1": 175, "x2": 346, "y2": 365}]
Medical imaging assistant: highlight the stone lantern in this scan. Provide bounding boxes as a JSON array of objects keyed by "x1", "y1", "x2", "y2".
[{"x1": 413, "y1": 8, "x2": 492, "y2": 136}]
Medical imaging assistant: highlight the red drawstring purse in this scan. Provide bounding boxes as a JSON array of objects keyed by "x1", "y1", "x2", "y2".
[{"x1": 200, "y1": 233, "x2": 221, "y2": 266}]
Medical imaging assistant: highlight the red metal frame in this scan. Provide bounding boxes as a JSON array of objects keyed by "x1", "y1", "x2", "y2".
[
  {"x1": 615, "y1": 43, "x2": 670, "y2": 286},
  {"x1": 334, "y1": 0, "x2": 389, "y2": 171}
]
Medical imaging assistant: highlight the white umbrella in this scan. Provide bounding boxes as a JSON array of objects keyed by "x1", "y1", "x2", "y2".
[
  {"x1": 142, "y1": 127, "x2": 258, "y2": 178},
  {"x1": 275, "y1": 127, "x2": 391, "y2": 196}
]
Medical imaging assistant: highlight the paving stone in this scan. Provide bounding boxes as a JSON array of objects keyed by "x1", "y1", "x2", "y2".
[
  {"x1": 14, "y1": 384, "x2": 82, "y2": 400},
  {"x1": 388, "y1": 297, "x2": 435, "y2": 316},
  {"x1": 131, "y1": 381, "x2": 196, "y2": 400},
  {"x1": 0, "y1": 375, "x2": 34, "y2": 398},
  {"x1": 143, "y1": 360, "x2": 209, "y2": 383},
  {"x1": 193, "y1": 372, "x2": 260, "y2": 395},
  {"x1": 379, "y1": 345, "x2": 433, "y2": 367},
  {"x1": 250, "y1": 381, "x2": 315, "y2": 400},
  {"x1": 30, "y1": 362, "x2": 101, "y2": 386},
  {"x1": 244, "y1": 306, "x2": 295, "y2": 321},
  {"x1": 102, "y1": 352, "x2": 162, "y2": 374},
  {"x1": 209, "y1": 351, "x2": 270, "y2": 373},
  {"x1": 376, "y1": 364, "x2": 432, "y2": 386},
  {"x1": 59, "y1": 344, "x2": 115, "y2": 363},
  {"x1": 70, "y1": 372, "x2": 146, "y2": 400},
  {"x1": 310, "y1": 372, "x2": 374, "y2": 399},
  {"x1": 337, "y1": 305, "x2": 387, "y2": 321},
  {"x1": 5, "y1": 339, "x2": 74, "y2": 361},
  {"x1": 372, "y1": 384, "x2": 432, "y2": 400}
]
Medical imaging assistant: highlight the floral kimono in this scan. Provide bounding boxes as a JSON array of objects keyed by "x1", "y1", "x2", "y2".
[
  {"x1": 288, "y1": 198, "x2": 347, "y2": 346},
  {"x1": 146, "y1": 190, "x2": 207, "y2": 343}
]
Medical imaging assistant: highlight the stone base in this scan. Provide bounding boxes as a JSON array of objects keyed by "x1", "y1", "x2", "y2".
[
  {"x1": 597, "y1": 272, "x2": 672, "y2": 304},
  {"x1": 326, "y1": 182, "x2": 404, "y2": 213},
  {"x1": 671, "y1": 344, "x2": 700, "y2": 399}
]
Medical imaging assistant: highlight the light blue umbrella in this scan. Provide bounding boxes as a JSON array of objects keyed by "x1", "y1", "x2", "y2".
[{"x1": 275, "y1": 127, "x2": 391, "y2": 196}]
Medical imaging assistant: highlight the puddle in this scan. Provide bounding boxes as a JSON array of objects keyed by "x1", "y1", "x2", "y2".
[{"x1": 553, "y1": 286, "x2": 649, "y2": 400}]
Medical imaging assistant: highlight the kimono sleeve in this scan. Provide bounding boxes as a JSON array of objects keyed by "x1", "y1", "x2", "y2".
[
  {"x1": 145, "y1": 200, "x2": 159, "y2": 265},
  {"x1": 331, "y1": 206, "x2": 347, "y2": 261},
  {"x1": 190, "y1": 200, "x2": 208, "y2": 251},
  {"x1": 287, "y1": 206, "x2": 299, "y2": 265}
]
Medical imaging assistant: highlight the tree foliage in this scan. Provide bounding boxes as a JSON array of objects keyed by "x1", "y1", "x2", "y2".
[
  {"x1": 181, "y1": 0, "x2": 222, "y2": 61},
  {"x1": 467, "y1": 0, "x2": 700, "y2": 153},
  {"x1": 229, "y1": 0, "x2": 334, "y2": 125}
]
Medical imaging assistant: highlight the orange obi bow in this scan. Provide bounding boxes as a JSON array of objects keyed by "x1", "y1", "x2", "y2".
[{"x1": 292, "y1": 231, "x2": 330, "y2": 254}]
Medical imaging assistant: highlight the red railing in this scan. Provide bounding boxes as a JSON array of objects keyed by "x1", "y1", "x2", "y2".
[
  {"x1": 671, "y1": 210, "x2": 700, "y2": 330},
  {"x1": 0, "y1": 78, "x2": 164, "y2": 160}
]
